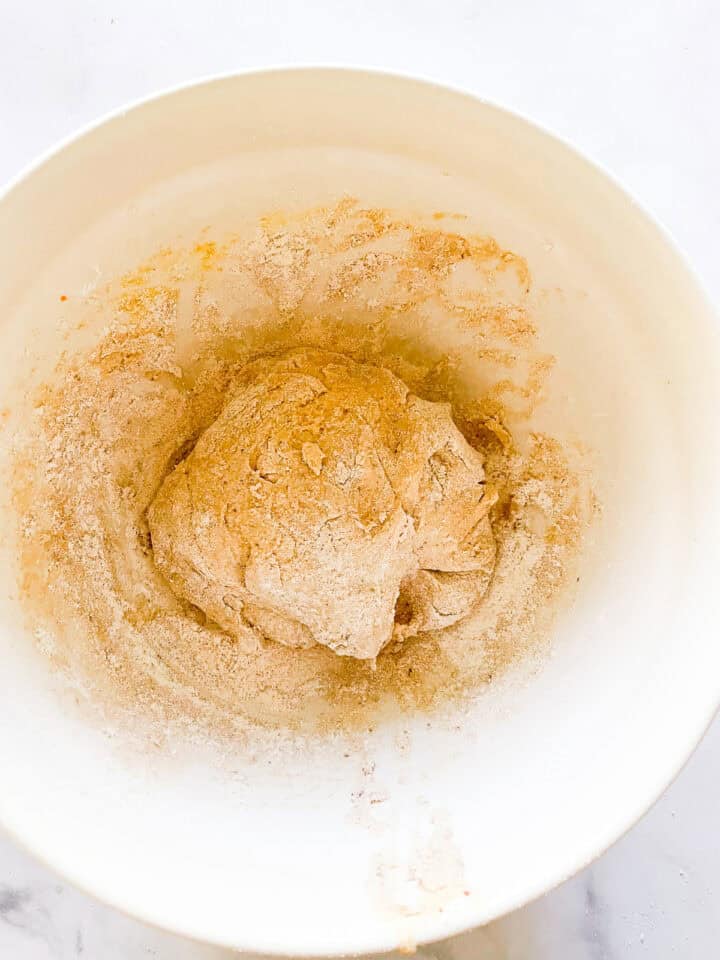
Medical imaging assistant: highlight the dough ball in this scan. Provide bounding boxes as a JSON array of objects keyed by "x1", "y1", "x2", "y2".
[{"x1": 148, "y1": 349, "x2": 496, "y2": 659}]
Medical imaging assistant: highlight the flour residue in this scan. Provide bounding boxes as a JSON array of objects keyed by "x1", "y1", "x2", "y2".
[{"x1": 12, "y1": 198, "x2": 592, "y2": 737}]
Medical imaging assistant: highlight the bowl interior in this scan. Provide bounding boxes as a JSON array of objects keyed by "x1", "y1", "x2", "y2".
[{"x1": 0, "y1": 69, "x2": 718, "y2": 955}]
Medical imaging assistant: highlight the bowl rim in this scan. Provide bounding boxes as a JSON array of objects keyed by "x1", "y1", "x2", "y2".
[{"x1": 1, "y1": 64, "x2": 719, "y2": 956}]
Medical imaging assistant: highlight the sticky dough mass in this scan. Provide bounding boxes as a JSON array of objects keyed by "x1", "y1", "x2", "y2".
[{"x1": 148, "y1": 349, "x2": 496, "y2": 659}]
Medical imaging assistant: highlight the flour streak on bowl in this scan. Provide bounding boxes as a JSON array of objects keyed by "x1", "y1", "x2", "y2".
[{"x1": 0, "y1": 69, "x2": 718, "y2": 955}]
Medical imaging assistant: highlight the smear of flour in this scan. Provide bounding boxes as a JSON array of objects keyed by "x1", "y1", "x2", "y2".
[{"x1": 11, "y1": 198, "x2": 593, "y2": 741}]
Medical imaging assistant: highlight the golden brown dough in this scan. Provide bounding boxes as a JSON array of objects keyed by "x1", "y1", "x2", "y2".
[{"x1": 148, "y1": 348, "x2": 496, "y2": 659}]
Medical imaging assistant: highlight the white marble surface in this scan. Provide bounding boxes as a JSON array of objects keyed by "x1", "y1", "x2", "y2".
[{"x1": 1, "y1": 1, "x2": 718, "y2": 957}]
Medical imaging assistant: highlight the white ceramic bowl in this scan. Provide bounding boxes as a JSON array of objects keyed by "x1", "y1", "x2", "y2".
[{"x1": 0, "y1": 69, "x2": 719, "y2": 956}]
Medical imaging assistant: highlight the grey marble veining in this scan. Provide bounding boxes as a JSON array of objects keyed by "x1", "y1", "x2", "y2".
[{"x1": 1, "y1": 1, "x2": 719, "y2": 957}]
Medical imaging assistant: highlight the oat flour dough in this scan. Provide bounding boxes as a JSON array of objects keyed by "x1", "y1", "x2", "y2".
[
  {"x1": 148, "y1": 349, "x2": 497, "y2": 660},
  {"x1": 13, "y1": 204, "x2": 591, "y2": 734}
]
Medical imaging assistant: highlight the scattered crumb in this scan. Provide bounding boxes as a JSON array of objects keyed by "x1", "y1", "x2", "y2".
[{"x1": 11, "y1": 198, "x2": 592, "y2": 741}]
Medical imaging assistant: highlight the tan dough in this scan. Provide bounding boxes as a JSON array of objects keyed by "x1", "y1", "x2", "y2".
[{"x1": 148, "y1": 348, "x2": 496, "y2": 659}]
